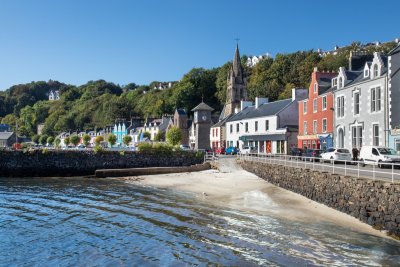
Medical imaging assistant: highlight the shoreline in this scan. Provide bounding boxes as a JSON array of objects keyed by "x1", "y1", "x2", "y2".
[{"x1": 120, "y1": 161, "x2": 395, "y2": 241}]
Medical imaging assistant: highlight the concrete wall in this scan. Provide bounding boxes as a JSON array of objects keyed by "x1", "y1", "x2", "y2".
[
  {"x1": 240, "y1": 160, "x2": 400, "y2": 239},
  {"x1": 0, "y1": 150, "x2": 203, "y2": 177}
]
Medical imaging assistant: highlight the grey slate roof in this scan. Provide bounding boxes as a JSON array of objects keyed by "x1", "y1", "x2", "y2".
[
  {"x1": 211, "y1": 114, "x2": 232, "y2": 128},
  {"x1": 318, "y1": 77, "x2": 334, "y2": 95},
  {"x1": 175, "y1": 108, "x2": 187, "y2": 116},
  {"x1": 0, "y1": 132, "x2": 14, "y2": 140},
  {"x1": 191, "y1": 102, "x2": 214, "y2": 112},
  {"x1": 226, "y1": 98, "x2": 292, "y2": 122},
  {"x1": 389, "y1": 43, "x2": 400, "y2": 56}
]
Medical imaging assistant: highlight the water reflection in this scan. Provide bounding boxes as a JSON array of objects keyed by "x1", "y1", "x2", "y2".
[{"x1": 0, "y1": 177, "x2": 399, "y2": 266}]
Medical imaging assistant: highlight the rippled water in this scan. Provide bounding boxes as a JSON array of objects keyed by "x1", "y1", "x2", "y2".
[{"x1": 1, "y1": 177, "x2": 399, "y2": 266}]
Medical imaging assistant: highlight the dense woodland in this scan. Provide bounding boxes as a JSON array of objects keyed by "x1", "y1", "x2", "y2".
[{"x1": 0, "y1": 41, "x2": 397, "y2": 138}]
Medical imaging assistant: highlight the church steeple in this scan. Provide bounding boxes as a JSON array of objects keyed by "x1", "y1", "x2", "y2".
[
  {"x1": 222, "y1": 43, "x2": 248, "y2": 119},
  {"x1": 232, "y1": 44, "x2": 242, "y2": 78}
]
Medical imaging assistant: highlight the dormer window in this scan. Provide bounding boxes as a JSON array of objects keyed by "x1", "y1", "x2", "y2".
[
  {"x1": 332, "y1": 78, "x2": 337, "y2": 87},
  {"x1": 338, "y1": 77, "x2": 343, "y2": 88},
  {"x1": 313, "y1": 83, "x2": 318, "y2": 93},
  {"x1": 364, "y1": 69, "x2": 369, "y2": 78},
  {"x1": 373, "y1": 64, "x2": 379, "y2": 78}
]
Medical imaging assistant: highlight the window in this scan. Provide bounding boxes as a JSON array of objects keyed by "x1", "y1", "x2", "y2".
[
  {"x1": 245, "y1": 122, "x2": 248, "y2": 132},
  {"x1": 338, "y1": 128, "x2": 344, "y2": 148},
  {"x1": 339, "y1": 77, "x2": 343, "y2": 88},
  {"x1": 322, "y1": 119, "x2": 327, "y2": 133},
  {"x1": 303, "y1": 101, "x2": 307, "y2": 114},
  {"x1": 371, "y1": 87, "x2": 381, "y2": 112},
  {"x1": 351, "y1": 126, "x2": 363, "y2": 148},
  {"x1": 230, "y1": 124, "x2": 233, "y2": 133},
  {"x1": 255, "y1": 121, "x2": 258, "y2": 132},
  {"x1": 265, "y1": 120, "x2": 269, "y2": 131},
  {"x1": 276, "y1": 140, "x2": 285, "y2": 154},
  {"x1": 304, "y1": 121, "x2": 307, "y2": 135},
  {"x1": 313, "y1": 99, "x2": 317, "y2": 113},
  {"x1": 313, "y1": 120, "x2": 317, "y2": 133},
  {"x1": 314, "y1": 83, "x2": 318, "y2": 93},
  {"x1": 354, "y1": 92, "x2": 360, "y2": 115},
  {"x1": 364, "y1": 69, "x2": 369, "y2": 77},
  {"x1": 373, "y1": 124, "x2": 379, "y2": 146},
  {"x1": 337, "y1": 96, "x2": 344, "y2": 118},
  {"x1": 332, "y1": 78, "x2": 337, "y2": 87},
  {"x1": 373, "y1": 64, "x2": 379, "y2": 77},
  {"x1": 236, "y1": 123, "x2": 239, "y2": 133},
  {"x1": 322, "y1": 96, "x2": 327, "y2": 110}
]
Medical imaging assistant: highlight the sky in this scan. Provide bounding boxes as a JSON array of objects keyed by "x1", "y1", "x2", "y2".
[{"x1": 0, "y1": 0, "x2": 399, "y2": 90}]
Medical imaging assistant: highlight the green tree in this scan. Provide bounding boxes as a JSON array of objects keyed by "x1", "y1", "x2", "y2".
[
  {"x1": 32, "y1": 135, "x2": 40, "y2": 144},
  {"x1": 82, "y1": 134, "x2": 91, "y2": 147},
  {"x1": 108, "y1": 134, "x2": 117, "y2": 147},
  {"x1": 166, "y1": 126, "x2": 182, "y2": 146},
  {"x1": 154, "y1": 130, "x2": 164, "y2": 142},
  {"x1": 143, "y1": 131, "x2": 151, "y2": 139},
  {"x1": 70, "y1": 135, "x2": 80, "y2": 146},
  {"x1": 46, "y1": 136, "x2": 54, "y2": 146},
  {"x1": 64, "y1": 136, "x2": 70, "y2": 146},
  {"x1": 95, "y1": 135, "x2": 104, "y2": 146},
  {"x1": 54, "y1": 138, "x2": 61, "y2": 148},
  {"x1": 123, "y1": 135, "x2": 132, "y2": 147},
  {"x1": 39, "y1": 134, "x2": 49, "y2": 146}
]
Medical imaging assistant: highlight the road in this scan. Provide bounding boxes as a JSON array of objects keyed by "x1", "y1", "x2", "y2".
[{"x1": 221, "y1": 154, "x2": 400, "y2": 183}]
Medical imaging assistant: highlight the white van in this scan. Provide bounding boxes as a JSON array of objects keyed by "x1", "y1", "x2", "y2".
[
  {"x1": 359, "y1": 146, "x2": 400, "y2": 168},
  {"x1": 241, "y1": 146, "x2": 257, "y2": 155}
]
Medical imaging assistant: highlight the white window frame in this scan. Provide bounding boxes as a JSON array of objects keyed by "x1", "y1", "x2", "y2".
[
  {"x1": 373, "y1": 124, "x2": 379, "y2": 146},
  {"x1": 255, "y1": 121, "x2": 258, "y2": 132},
  {"x1": 322, "y1": 96, "x2": 327, "y2": 110},
  {"x1": 322, "y1": 118, "x2": 327, "y2": 133},
  {"x1": 313, "y1": 98, "x2": 317, "y2": 113},
  {"x1": 337, "y1": 96, "x2": 345, "y2": 118},
  {"x1": 371, "y1": 87, "x2": 381, "y2": 113},
  {"x1": 236, "y1": 123, "x2": 239, "y2": 133},
  {"x1": 354, "y1": 91, "x2": 360, "y2": 115},
  {"x1": 265, "y1": 120, "x2": 269, "y2": 131},
  {"x1": 304, "y1": 121, "x2": 307, "y2": 135},
  {"x1": 351, "y1": 125, "x2": 363, "y2": 149},
  {"x1": 303, "y1": 101, "x2": 308, "y2": 114},
  {"x1": 245, "y1": 122, "x2": 248, "y2": 132},
  {"x1": 313, "y1": 120, "x2": 317, "y2": 134},
  {"x1": 230, "y1": 124, "x2": 233, "y2": 133},
  {"x1": 313, "y1": 83, "x2": 318, "y2": 94}
]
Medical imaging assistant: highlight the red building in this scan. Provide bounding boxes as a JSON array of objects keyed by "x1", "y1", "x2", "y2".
[{"x1": 298, "y1": 67, "x2": 337, "y2": 150}]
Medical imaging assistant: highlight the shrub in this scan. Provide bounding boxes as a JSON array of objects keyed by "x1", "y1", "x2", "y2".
[
  {"x1": 123, "y1": 135, "x2": 132, "y2": 147},
  {"x1": 95, "y1": 136, "x2": 104, "y2": 146},
  {"x1": 39, "y1": 135, "x2": 49, "y2": 146},
  {"x1": 93, "y1": 145, "x2": 104, "y2": 154},
  {"x1": 108, "y1": 134, "x2": 117, "y2": 147},
  {"x1": 41, "y1": 148, "x2": 49, "y2": 155},
  {"x1": 137, "y1": 142, "x2": 174, "y2": 154},
  {"x1": 82, "y1": 134, "x2": 91, "y2": 147},
  {"x1": 70, "y1": 135, "x2": 80, "y2": 146},
  {"x1": 54, "y1": 138, "x2": 61, "y2": 148},
  {"x1": 64, "y1": 136, "x2": 71, "y2": 146},
  {"x1": 47, "y1": 136, "x2": 54, "y2": 146},
  {"x1": 166, "y1": 126, "x2": 182, "y2": 146}
]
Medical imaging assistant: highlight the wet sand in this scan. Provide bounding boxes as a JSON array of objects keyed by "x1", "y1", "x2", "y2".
[{"x1": 121, "y1": 158, "x2": 394, "y2": 240}]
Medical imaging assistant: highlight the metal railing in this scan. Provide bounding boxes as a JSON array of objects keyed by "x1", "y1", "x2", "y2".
[
  {"x1": 238, "y1": 153, "x2": 400, "y2": 183},
  {"x1": 204, "y1": 152, "x2": 218, "y2": 162}
]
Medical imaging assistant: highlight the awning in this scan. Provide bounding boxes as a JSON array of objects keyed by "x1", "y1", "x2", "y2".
[{"x1": 239, "y1": 134, "x2": 286, "y2": 141}]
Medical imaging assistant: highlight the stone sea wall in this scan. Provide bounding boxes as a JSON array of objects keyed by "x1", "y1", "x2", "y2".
[
  {"x1": 240, "y1": 160, "x2": 400, "y2": 239},
  {"x1": 0, "y1": 150, "x2": 203, "y2": 177}
]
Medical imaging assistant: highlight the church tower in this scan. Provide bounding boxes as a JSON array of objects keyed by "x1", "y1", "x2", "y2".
[{"x1": 223, "y1": 44, "x2": 248, "y2": 118}]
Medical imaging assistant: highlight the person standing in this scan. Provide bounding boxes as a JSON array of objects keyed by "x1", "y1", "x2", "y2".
[{"x1": 352, "y1": 147, "x2": 359, "y2": 162}]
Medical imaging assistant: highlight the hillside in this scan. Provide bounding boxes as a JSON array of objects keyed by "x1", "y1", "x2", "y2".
[{"x1": 0, "y1": 41, "x2": 397, "y2": 138}]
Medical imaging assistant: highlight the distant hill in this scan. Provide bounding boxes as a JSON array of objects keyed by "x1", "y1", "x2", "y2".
[{"x1": 0, "y1": 40, "x2": 397, "y2": 138}]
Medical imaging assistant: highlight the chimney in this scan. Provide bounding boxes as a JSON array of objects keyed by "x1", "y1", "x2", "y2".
[
  {"x1": 255, "y1": 97, "x2": 268, "y2": 108},
  {"x1": 313, "y1": 66, "x2": 318, "y2": 72},
  {"x1": 234, "y1": 107, "x2": 240, "y2": 114},
  {"x1": 240, "y1": 100, "x2": 253, "y2": 111}
]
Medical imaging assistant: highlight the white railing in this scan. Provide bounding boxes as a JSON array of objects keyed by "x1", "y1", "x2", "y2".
[
  {"x1": 238, "y1": 153, "x2": 400, "y2": 183},
  {"x1": 204, "y1": 152, "x2": 218, "y2": 162}
]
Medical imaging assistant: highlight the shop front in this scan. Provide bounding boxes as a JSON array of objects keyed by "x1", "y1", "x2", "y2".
[{"x1": 239, "y1": 134, "x2": 287, "y2": 154}]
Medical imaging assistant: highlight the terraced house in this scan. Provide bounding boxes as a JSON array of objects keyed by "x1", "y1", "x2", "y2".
[
  {"x1": 225, "y1": 89, "x2": 307, "y2": 154},
  {"x1": 298, "y1": 68, "x2": 337, "y2": 150},
  {"x1": 334, "y1": 52, "x2": 388, "y2": 149}
]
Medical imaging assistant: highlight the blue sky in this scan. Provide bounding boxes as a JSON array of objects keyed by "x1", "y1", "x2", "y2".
[{"x1": 0, "y1": 0, "x2": 399, "y2": 90}]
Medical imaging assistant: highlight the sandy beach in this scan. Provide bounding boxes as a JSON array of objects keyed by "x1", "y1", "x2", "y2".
[{"x1": 121, "y1": 157, "x2": 392, "y2": 239}]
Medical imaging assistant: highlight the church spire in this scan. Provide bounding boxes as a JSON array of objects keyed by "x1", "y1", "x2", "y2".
[{"x1": 232, "y1": 43, "x2": 242, "y2": 77}]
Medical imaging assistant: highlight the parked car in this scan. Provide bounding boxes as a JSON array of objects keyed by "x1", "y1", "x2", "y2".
[
  {"x1": 302, "y1": 149, "x2": 322, "y2": 161},
  {"x1": 320, "y1": 148, "x2": 352, "y2": 163},
  {"x1": 179, "y1": 144, "x2": 191, "y2": 151},
  {"x1": 290, "y1": 147, "x2": 304, "y2": 158},
  {"x1": 76, "y1": 144, "x2": 86, "y2": 149},
  {"x1": 241, "y1": 146, "x2": 257, "y2": 155},
  {"x1": 225, "y1": 146, "x2": 239, "y2": 155},
  {"x1": 215, "y1": 147, "x2": 225, "y2": 154},
  {"x1": 359, "y1": 146, "x2": 400, "y2": 168}
]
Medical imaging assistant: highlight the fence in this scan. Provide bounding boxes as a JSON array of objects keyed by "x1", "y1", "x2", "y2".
[
  {"x1": 204, "y1": 152, "x2": 218, "y2": 162},
  {"x1": 238, "y1": 153, "x2": 400, "y2": 183}
]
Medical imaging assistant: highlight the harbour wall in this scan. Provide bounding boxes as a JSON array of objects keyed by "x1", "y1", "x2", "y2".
[
  {"x1": 239, "y1": 160, "x2": 400, "y2": 239},
  {"x1": 0, "y1": 150, "x2": 204, "y2": 177}
]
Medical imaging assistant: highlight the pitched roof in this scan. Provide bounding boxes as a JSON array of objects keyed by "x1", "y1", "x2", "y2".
[
  {"x1": 212, "y1": 114, "x2": 232, "y2": 128},
  {"x1": 191, "y1": 102, "x2": 214, "y2": 112},
  {"x1": 389, "y1": 43, "x2": 400, "y2": 56},
  {"x1": 226, "y1": 98, "x2": 292, "y2": 122},
  {"x1": 317, "y1": 77, "x2": 334, "y2": 95},
  {"x1": 175, "y1": 108, "x2": 187, "y2": 116},
  {"x1": 0, "y1": 132, "x2": 14, "y2": 140}
]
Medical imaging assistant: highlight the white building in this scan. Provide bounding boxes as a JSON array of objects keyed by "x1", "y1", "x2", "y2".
[
  {"x1": 48, "y1": 90, "x2": 60, "y2": 101},
  {"x1": 226, "y1": 89, "x2": 307, "y2": 154}
]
